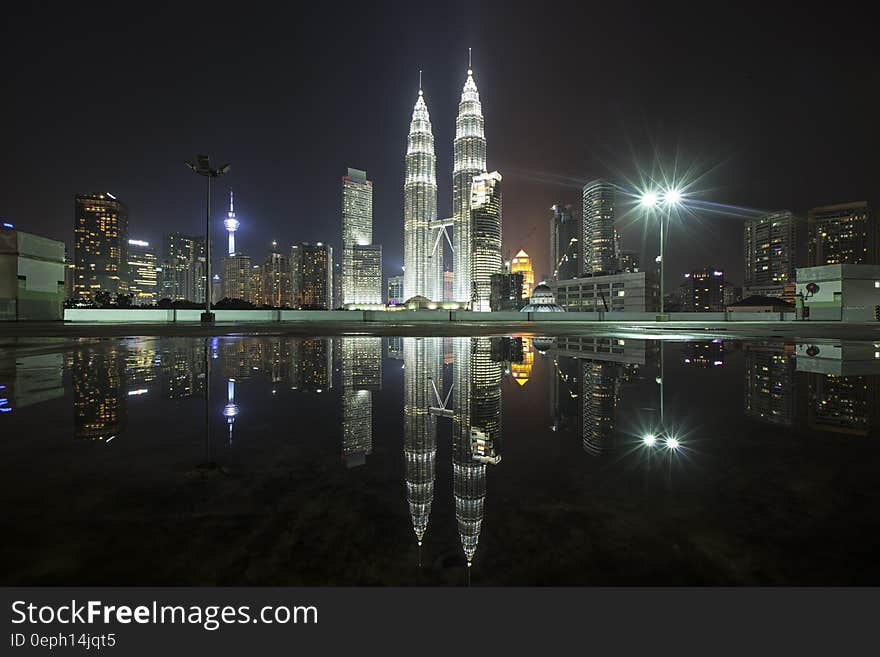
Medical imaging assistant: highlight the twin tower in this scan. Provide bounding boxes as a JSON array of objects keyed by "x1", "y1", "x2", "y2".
[{"x1": 403, "y1": 55, "x2": 501, "y2": 309}]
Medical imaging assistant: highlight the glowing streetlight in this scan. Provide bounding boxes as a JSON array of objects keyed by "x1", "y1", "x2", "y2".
[
  {"x1": 639, "y1": 185, "x2": 684, "y2": 318},
  {"x1": 640, "y1": 191, "x2": 659, "y2": 208},
  {"x1": 663, "y1": 187, "x2": 682, "y2": 206},
  {"x1": 642, "y1": 433, "x2": 657, "y2": 447},
  {"x1": 665, "y1": 436, "x2": 681, "y2": 451}
]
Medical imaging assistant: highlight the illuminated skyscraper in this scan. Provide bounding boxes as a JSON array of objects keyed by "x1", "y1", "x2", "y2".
[
  {"x1": 744, "y1": 211, "x2": 800, "y2": 290},
  {"x1": 224, "y1": 190, "x2": 240, "y2": 256},
  {"x1": 221, "y1": 254, "x2": 253, "y2": 302},
  {"x1": 403, "y1": 337, "x2": 441, "y2": 545},
  {"x1": 126, "y1": 239, "x2": 157, "y2": 305},
  {"x1": 582, "y1": 180, "x2": 617, "y2": 274},
  {"x1": 262, "y1": 243, "x2": 291, "y2": 307},
  {"x1": 341, "y1": 169, "x2": 382, "y2": 305},
  {"x1": 160, "y1": 232, "x2": 205, "y2": 302},
  {"x1": 470, "y1": 171, "x2": 503, "y2": 312},
  {"x1": 74, "y1": 193, "x2": 128, "y2": 302},
  {"x1": 404, "y1": 80, "x2": 438, "y2": 300},
  {"x1": 291, "y1": 242, "x2": 333, "y2": 309},
  {"x1": 452, "y1": 54, "x2": 487, "y2": 303},
  {"x1": 510, "y1": 249, "x2": 534, "y2": 299}
]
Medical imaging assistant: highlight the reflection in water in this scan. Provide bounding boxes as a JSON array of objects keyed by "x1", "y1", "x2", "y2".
[
  {"x1": 7, "y1": 334, "x2": 880, "y2": 585},
  {"x1": 341, "y1": 337, "x2": 382, "y2": 467}
]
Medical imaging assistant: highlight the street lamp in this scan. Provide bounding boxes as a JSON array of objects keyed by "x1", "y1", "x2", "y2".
[
  {"x1": 186, "y1": 155, "x2": 230, "y2": 323},
  {"x1": 639, "y1": 185, "x2": 683, "y2": 318}
]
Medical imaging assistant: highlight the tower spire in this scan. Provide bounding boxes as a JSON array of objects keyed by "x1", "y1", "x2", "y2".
[
  {"x1": 468, "y1": 47, "x2": 472, "y2": 73},
  {"x1": 419, "y1": 69, "x2": 423, "y2": 95},
  {"x1": 228, "y1": 189, "x2": 234, "y2": 216}
]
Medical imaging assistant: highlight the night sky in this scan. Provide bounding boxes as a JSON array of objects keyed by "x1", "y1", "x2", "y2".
[{"x1": 2, "y1": 1, "x2": 878, "y2": 286}]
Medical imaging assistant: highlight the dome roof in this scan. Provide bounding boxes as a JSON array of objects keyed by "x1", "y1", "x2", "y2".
[{"x1": 520, "y1": 282, "x2": 565, "y2": 312}]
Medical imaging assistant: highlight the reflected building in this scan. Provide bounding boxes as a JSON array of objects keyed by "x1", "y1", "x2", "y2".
[
  {"x1": 162, "y1": 341, "x2": 206, "y2": 399},
  {"x1": 581, "y1": 361, "x2": 617, "y2": 455},
  {"x1": 291, "y1": 339, "x2": 333, "y2": 392},
  {"x1": 684, "y1": 340, "x2": 727, "y2": 368},
  {"x1": 72, "y1": 345, "x2": 126, "y2": 441},
  {"x1": 743, "y1": 343, "x2": 796, "y2": 426},
  {"x1": 510, "y1": 338, "x2": 534, "y2": 386},
  {"x1": 340, "y1": 337, "x2": 382, "y2": 467},
  {"x1": 452, "y1": 337, "x2": 503, "y2": 566},
  {"x1": 403, "y1": 337, "x2": 442, "y2": 545}
]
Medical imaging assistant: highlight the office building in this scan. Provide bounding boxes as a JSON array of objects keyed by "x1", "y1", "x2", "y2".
[
  {"x1": 291, "y1": 242, "x2": 333, "y2": 309},
  {"x1": 160, "y1": 232, "x2": 205, "y2": 302},
  {"x1": 470, "y1": 171, "x2": 503, "y2": 311},
  {"x1": 342, "y1": 168, "x2": 381, "y2": 305},
  {"x1": 510, "y1": 249, "x2": 534, "y2": 299},
  {"x1": 262, "y1": 244, "x2": 291, "y2": 307},
  {"x1": 489, "y1": 271, "x2": 525, "y2": 311},
  {"x1": 551, "y1": 271, "x2": 658, "y2": 312},
  {"x1": 683, "y1": 267, "x2": 725, "y2": 312},
  {"x1": 582, "y1": 180, "x2": 616, "y2": 274},
  {"x1": 221, "y1": 254, "x2": 253, "y2": 302},
  {"x1": 387, "y1": 274, "x2": 404, "y2": 306},
  {"x1": 808, "y1": 201, "x2": 875, "y2": 266},
  {"x1": 126, "y1": 239, "x2": 158, "y2": 306},
  {"x1": 550, "y1": 203, "x2": 579, "y2": 281},
  {"x1": 743, "y1": 210, "x2": 801, "y2": 297},
  {"x1": 74, "y1": 193, "x2": 128, "y2": 302}
]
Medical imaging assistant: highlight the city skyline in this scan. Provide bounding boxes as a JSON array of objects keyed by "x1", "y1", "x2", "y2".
[{"x1": 3, "y1": 3, "x2": 878, "y2": 290}]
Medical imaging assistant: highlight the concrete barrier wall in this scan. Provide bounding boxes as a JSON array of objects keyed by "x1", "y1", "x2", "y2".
[{"x1": 63, "y1": 308, "x2": 807, "y2": 323}]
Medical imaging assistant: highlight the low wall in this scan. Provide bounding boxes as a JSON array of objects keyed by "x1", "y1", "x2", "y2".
[{"x1": 62, "y1": 308, "x2": 803, "y2": 323}]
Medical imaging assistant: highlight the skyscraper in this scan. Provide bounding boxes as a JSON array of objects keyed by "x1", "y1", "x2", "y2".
[
  {"x1": 74, "y1": 193, "x2": 128, "y2": 302},
  {"x1": 262, "y1": 243, "x2": 291, "y2": 308},
  {"x1": 452, "y1": 55, "x2": 487, "y2": 303},
  {"x1": 126, "y1": 239, "x2": 157, "y2": 305},
  {"x1": 469, "y1": 171, "x2": 503, "y2": 311},
  {"x1": 221, "y1": 254, "x2": 252, "y2": 302},
  {"x1": 160, "y1": 232, "x2": 205, "y2": 302},
  {"x1": 387, "y1": 274, "x2": 404, "y2": 305},
  {"x1": 291, "y1": 242, "x2": 333, "y2": 309},
  {"x1": 224, "y1": 190, "x2": 239, "y2": 256},
  {"x1": 582, "y1": 180, "x2": 616, "y2": 274},
  {"x1": 510, "y1": 249, "x2": 534, "y2": 299},
  {"x1": 743, "y1": 210, "x2": 800, "y2": 293},
  {"x1": 404, "y1": 81, "x2": 438, "y2": 300},
  {"x1": 549, "y1": 203, "x2": 579, "y2": 280},
  {"x1": 808, "y1": 201, "x2": 875, "y2": 266},
  {"x1": 342, "y1": 168, "x2": 381, "y2": 305}
]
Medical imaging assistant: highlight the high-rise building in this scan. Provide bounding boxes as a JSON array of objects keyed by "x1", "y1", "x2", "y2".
[
  {"x1": 262, "y1": 243, "x2": 291, "y2": 307},
  {"x1": 74, "y1": 193, "x2": 128, "y2": 302},
  {"x1": 549, "y1": 203, "x2": 579, "y2": 280},
  {"x1": 808, "y1": 201, "x2": 875, "y2": 266},
  {"x1": 470, "y1": 171, "x2": 503, "y2": 311},
  {"x1": 63, "y1": 246, "x2": 75, "y2": 302},
  {"x1": 290, "y1": 242, "x2": 333, "y2": 309},
  {"x1": 743, "y1": 211, "x2": 800, "y2": 293},
  {"x1": 387, "y1": 274, "x2": 404, "y2": 305},
  {"x1": 404, "y1": 83, "x2": 438, "y2": 301},
  {"x1": 452, "y1": 58, "x2": 487, "y2": 303},
  {"x1": 220, "y1": 254, "x2": 253, "y2": 302},
  {"x1": 510, "y1": 249, "x2": 534, "y2": 299},
  {"x1": 126, "y1": 239, "x2": 157, "y2": 305},
  {"x1": 250, "y1": 265, "x2": 264, "y2": 306},
  {"x1": 160, "y1": 232, "x2": 205, "y2": 302},
  {"x1": 489, "y1": 271, "x2": 524, "y2": 311},
  {"x1": 341, "y1": 168, "x2": 380, "y2": 305},
  {"x1": 224, "y1": 190, "x2": 240, "y2": 256},
  {"x1": 683, "y1": 267, "x2": 725, "y2": 312},
  {"x1": 582, "y1": 180, "x2": 616, "y2": 274},
  {"x1": 349, "y1": 244, "x2": 382, "y2": 306},
  {"x1": 443, "y1": 270, "x2": 454, "y2": 301}
]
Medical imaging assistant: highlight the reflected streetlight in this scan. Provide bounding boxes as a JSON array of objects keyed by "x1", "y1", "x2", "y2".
[{"x1": 185, "y1": 155, "x2": 231, "y2": 323}]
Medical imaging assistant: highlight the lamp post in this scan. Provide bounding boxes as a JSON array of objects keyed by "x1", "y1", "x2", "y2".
[
  {"x1": 640, "y1": 187, "x2": 682, "y2": 318},
  {"x1": 186, "y1": 155, "x2": 230, "y2": 323}
]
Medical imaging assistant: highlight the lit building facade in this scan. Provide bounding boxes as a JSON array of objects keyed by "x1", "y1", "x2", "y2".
[
  {"x1": 74, "y1": 193, "x2": 128, "y2": 302},
  {"x1": 262, "y1": 245, "x2": 291, "y2": 308},
  {"x1": 404, "y1": 85, "x2": 438, "y2": 300},
  {"x1": 469, "y1": 171, "x2": 503, "y2": 311},
  {"x1": 387, "y1": 274, "x2": 404, "y2": 305},
  {"x1": 341, "y1": 337, "x2": 382, "y2": 468},
  {"x1": 342, "y1": 168, "x2": 381, "y2": 305},
  {"x1": 220, "y1": 254, "x2": 253, "y2": 302},
  {"x1": 452, "y1": 63, "x2": 487, "y2": 304},
  {"x1": 126, "y1": 239, "x2": 157, "y2": 305},
  {"x1": 291, "y1": 242, "x2": 333, "y2": 309},
  {"x1": 510, "y1": 249, "x2": 534, "y2": 299},
  {"x1": 348, "y1": 244, "x2": 382, "y2": 307},
  {"x1": 743, "y1": 210, "x2": 800, "y2": 294},
  {"x1": 489, "y1": 271, "x2": 524, "y2": 311},
  {"x1": 160, "y1": 232, "x2": 205, "y2": 302},
  {"x1": 582, "y1": 180, "x2": 616, "y2": 274},
  {"x1": 551, "y1": 271, "x2": 659, "y2": 312},
  {"x1": 808, "y1": 201, "x2": 875, "y2": 266},
  {"x1": 683, "y1": 267, "x2": 725, "y2": 312}
]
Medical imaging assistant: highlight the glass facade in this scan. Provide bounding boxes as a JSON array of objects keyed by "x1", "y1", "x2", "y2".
[
  {"x1": 582, "y1": 180, "x2": 616, "y2": 274},
  {"x1": 469, "y1": 172, "x2": 502, "y2": 311}
]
